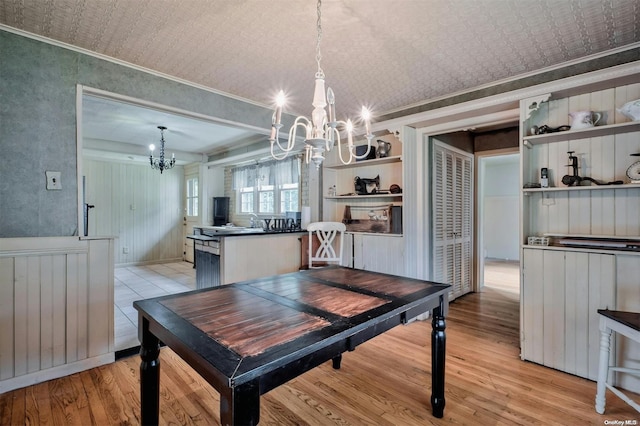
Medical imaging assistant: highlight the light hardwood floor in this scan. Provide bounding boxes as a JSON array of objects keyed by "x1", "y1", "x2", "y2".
[
  {"x1": 2, "y1": 270, "x2": 638, "y2": 425},
  {"x1": 483, "y1": 258, "x2": 520, "y2": 294}
]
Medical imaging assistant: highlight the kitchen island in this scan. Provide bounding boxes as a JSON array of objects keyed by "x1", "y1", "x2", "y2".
[{"x1": 189, "y1": 226, "x2": 304, "y2": 287}]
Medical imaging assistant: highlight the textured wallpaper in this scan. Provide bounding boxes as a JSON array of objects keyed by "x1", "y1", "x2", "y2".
[{"x1": 0, "y1": 30, "x2": 272, "y2": 237}]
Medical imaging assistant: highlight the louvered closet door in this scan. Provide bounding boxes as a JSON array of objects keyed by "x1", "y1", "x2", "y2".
[{"x1": 432, "y1": 141, "x2": 473, "y2": 300}]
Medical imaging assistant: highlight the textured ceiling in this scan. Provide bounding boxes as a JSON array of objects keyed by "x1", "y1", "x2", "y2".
[{"x1": 2, "y1": 0, "x2": 640, "y2": 158}]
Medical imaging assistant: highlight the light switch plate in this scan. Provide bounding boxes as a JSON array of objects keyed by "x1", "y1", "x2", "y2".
[{"x1": 46, "y1": 171, "x2": 62, "y2": 190}]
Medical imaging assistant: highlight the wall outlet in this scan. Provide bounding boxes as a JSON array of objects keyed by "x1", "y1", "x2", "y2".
[
  {"x1": 123, "y1": 247, "x2": 129, "y2": 254},
  {"x1": 46, "y1": 171, "x2": 62, "y2": 190}
]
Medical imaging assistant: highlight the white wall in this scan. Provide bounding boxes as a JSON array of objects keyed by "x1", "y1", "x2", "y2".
[
  {"x1": 83, "y1": 159, "x2": 184, "y2": 265},
  {"x1": 482, "y1": 155, "x2": 519, "y2": 260}
]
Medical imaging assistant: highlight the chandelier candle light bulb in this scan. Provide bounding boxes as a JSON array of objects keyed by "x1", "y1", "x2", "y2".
[
  {"x1": 267, "y1": 0, "x2": 374, "y2": 168},
  {"x1": 327, "y1": 88, "x2": 335, "y2": 123}
]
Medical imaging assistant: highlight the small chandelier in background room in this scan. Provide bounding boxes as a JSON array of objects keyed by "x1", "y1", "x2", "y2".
[
  {"x1": 149, "y1": 125, "x2": 175, "y2": 174},
  {"x1": 268, "y1": 0, "x2": 374, "y2": 169}
]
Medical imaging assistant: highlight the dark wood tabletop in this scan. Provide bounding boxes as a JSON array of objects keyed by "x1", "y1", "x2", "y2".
[{"x1": 134, "y1": 266, "x2": 451, "y2": 425}]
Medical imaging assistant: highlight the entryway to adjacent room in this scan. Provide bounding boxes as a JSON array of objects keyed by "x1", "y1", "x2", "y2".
[{"x1": 477, "y1": 152, "x2": 520, "y2": 295}]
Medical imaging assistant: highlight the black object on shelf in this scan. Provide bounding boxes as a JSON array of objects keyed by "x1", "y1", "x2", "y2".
[
  {"x1": 523, "y1": 182, "x2": 541, "y2": 188},
  {"x1": 213, "y1": 197, "x2": 230, "y2": 226},
  {"x1": 562, "y1": 151, "x2": 624, "y2": 186},
  {"x1": 355, "y1": 145, "x2": 376, "y2": 161}
]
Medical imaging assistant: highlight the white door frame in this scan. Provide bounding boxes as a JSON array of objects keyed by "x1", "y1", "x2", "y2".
[
  {"x1": 183, "y1": 163, "x2": 201, "y2": 263},
  {"x1": 474, "y1": 148, "x2": 519, "y2": 290}
]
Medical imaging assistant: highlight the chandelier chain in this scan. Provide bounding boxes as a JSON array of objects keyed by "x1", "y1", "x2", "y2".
[{"x1": 315, "y1": 0, "x2": 324, "y2": 78}]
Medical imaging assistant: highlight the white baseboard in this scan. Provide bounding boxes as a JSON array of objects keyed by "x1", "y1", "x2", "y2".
[
  {"x1": 0, "y1": 353, "x2": 115, "y2": 394},
  {"x1": 116, "y1": 257, "x2": 184, "y2": 268}
]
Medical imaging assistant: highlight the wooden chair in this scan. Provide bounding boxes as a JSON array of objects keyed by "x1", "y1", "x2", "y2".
[
  {"x1": 307, "y1": 222, "x2": 346, "y2": 269},
  {"x1": 595, "y1": 309, "x2": 640, "y2": 414}
]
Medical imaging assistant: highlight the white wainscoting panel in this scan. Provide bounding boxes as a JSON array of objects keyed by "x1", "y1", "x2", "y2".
[
  {"x1": 83, "y1": 159, "x2": 184, "y2": 265},
  {"x1": 0, "y1": 236, "x2": 114, "y2": 393}
]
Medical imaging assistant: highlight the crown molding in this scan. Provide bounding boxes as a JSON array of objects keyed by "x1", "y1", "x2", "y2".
[
  {"x1": 378, "y1": 59, "x2": 640, "y2": 135},
  {"x1": 0, "y1": 24, "x2": 270, "y2": 111}
]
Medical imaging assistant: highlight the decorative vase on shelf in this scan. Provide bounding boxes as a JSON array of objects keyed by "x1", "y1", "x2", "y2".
[
  {"x1": 569, "y1": 111, "x2": 601, "y2": 130},
  {"x1": 376, "y1": 140, "x2": 391, "y2": 158},
  {"x1": 618, "y1": 99, "x2": 640, "y2": 121}
]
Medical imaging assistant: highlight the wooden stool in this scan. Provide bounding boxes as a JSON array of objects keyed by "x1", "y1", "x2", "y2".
[{"x1": 595, "y1": 309, "x2": 640, "y2": 414}]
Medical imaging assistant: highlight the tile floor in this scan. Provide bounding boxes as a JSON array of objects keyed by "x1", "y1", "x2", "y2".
[{"x1": 114, "y1": 261, "x2": 196, "y2": 352}]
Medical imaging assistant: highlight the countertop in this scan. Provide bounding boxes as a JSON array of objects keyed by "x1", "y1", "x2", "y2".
[{"x1": 189, "y1": 226, "x2": 305, "y2": 240}]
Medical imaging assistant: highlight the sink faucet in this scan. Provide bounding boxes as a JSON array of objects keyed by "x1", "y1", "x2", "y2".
[{"x1": 249, "y1": 213, "x2": 259, "y2": 228}]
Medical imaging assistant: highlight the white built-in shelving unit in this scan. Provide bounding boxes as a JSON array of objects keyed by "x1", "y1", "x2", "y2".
[
  {"x1": 519, "y1": 77, "x2": 640, "y2": 388},
  {"x1": 322, "y1": 134, "x2": 405, "y2": 274}
]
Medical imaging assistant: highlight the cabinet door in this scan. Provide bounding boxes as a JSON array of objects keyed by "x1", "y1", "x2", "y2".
[
  {"x1": 522, "y1": 248, "x2": 615, "y2": 380},
  {"x1": 521, "y1": 248, "x2": 545, "y2": 364},
  {"x1": 353, "y1": 234, "x2": 404, "y2": 275},
  {"x1": 432, "y1": 141, "x2": 473, "y2": 299}
]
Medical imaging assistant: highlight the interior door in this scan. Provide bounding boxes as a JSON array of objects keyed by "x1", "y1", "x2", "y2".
[
  {"x1": 184, "y1": 165, "x2": 200, "y2": 264},
  {"x1": 432, "y1": 141, "x2": 473, "y2": 299}
]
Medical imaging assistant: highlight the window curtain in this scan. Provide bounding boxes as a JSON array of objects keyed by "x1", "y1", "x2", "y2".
[{"x1": 232, "y1": 156, "x2": 300, "y2": 189}]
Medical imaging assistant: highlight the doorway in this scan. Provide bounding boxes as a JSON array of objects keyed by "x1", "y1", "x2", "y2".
[
  {"x1": 184, "y1": 164, "x2": 200, "y2": 264},
  {"x1": 476, "y1": 151, "x2": 520, "y2": 294}
]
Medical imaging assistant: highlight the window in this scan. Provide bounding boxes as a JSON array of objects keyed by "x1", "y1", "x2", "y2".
[
  {"x1": 280, "y1": 183, "x2": 299, "y2": 212},
  {"x1": 186, "y1": 177, "x2": 199, "y2": 217},
  {"x1": 233, "y1": 157, "x2": 300, "y2": 215}
]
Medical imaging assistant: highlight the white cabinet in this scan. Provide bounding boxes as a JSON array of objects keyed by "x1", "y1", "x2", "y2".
[
  {"x1": 519, "y1": 78, "x2": 640, "y2": 387},
  {"x1": 522, "y1": 248, "x2": 615, "y2": 380},
  {"x1": 322, "y1": 134, "x2": 403, "y2": 233},
  {"x1": 350, "y1": 233, "x2": 404, "y2": 275},
  {"x1": 322, "y1": 134, "x2": 405, "y2": 276},
  {"x1": 520, "y1": 82, "x2": 640, "y2": 241}
]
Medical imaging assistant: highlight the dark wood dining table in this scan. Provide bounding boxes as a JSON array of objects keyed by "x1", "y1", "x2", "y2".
[{"x1": 134, "y1": 266, "x2": 451, "y2": 425}]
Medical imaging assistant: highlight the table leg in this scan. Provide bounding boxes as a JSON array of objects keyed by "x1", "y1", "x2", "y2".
[
  {"x1": 595, "y1": 319, "x2": 612, "y2": 414},
  {"x1": 139, "y1": 317, "x2": 161, "y2": 426},
  {"x1": 431, "y1": 296, "x2": 446, "y2": 418},
  {"x1": 220, "y1": 380, "x2": 260, "y2": 426},
  {"x1": 332, "y1": 354, "x2": 342, "y2": 369}
]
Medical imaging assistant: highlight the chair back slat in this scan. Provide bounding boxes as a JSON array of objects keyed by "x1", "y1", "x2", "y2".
[{"x1": 307, "y1": 222, "x2": 346, "y2": 268}]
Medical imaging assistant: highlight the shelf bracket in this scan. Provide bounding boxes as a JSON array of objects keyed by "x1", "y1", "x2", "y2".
[{"x1": 524, "y1": 93, "x2": 551, "y2": 120}]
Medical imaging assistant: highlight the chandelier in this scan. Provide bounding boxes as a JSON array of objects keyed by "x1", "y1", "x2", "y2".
[
  {"x1": 268, "y1": 0, "x2": 373, "y2": 169},
  {"x1": 149, "y1": 126, "x2": 175, "y2": 174}
]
